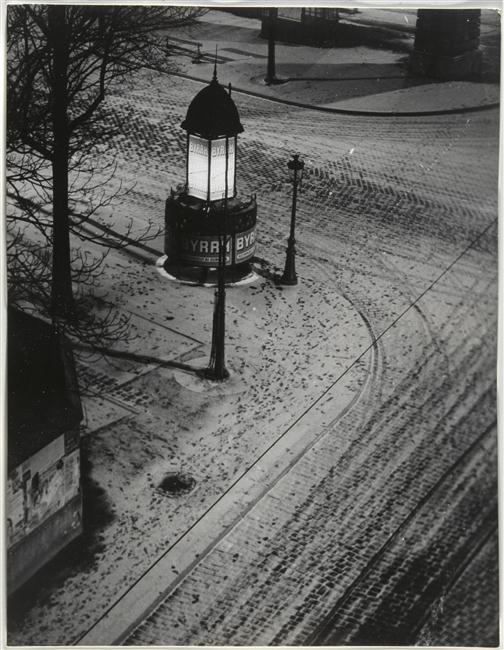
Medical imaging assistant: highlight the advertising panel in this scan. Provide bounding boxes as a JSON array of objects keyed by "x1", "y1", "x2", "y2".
[
  {"x1": 177, "y1": 226, "x2": 255, "y2": 266},
  {"x1": 209, "y1": 138, "x2": 235, "y2": 200},
  {"x1": 187, "y1": 135, "x2": 209, "y2": 200},
  {"x1": 187, "y1": 135, "x2": 236, "y2": 201},
  {"x1": 179, "y1": 234, "x2": 232, "y2": 265},
  {"x1": 7, "y1": 438, "x2": 80, "y2": 549},
  {"x1": 234, "y1": 226, "x2": 256, "y2": 262}
]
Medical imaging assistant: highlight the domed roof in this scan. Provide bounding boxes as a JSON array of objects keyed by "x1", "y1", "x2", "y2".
[{"x1": 181, "y1": 75, "x2": 244, "y2": 139}]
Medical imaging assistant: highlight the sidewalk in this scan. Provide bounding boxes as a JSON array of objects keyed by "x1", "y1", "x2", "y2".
[{"x1": 166, "y1": 9, "x2": 499, "y2": 114}]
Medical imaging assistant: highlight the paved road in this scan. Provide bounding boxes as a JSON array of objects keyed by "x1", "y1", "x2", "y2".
[
  {"x1": 125, "y1": 75, "x2": 498, "y2": 646},
  {"x1": 126, "y1": 223, "x2": 498, "y2": 645},
  {"x1": 119, "y1": 76, "x2": 496, "y2": 645},
  {"x1": 8, "y1": 68, "x2": 499, "y2": 647}
]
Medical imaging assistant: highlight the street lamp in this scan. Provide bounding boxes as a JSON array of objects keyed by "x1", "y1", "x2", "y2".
[
  {"x1": 183, "y1": 66, "x2": 238, "y2": 381},
  {"x1": 182, "y1": 67, "x2": 240, "y2": 203},
  {"x1": 164, "y1": 64, "x2": 258, "y2": 379},
  {"x1": 280, "y1": 154, "x2": 304, "y2": 285}
]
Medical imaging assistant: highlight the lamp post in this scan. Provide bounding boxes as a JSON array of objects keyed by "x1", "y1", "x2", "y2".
[
  {"x1": 281, "y1": 154, "x2": 304, "y2": 286},
  {"x1": 204, "y1": 230, "x2": 229, "y2": 380},
  {"x1": 164, "y1": 66, "x2": 258, "y2": 379},
  {"x1": 264, "y1": 7, "x2": 278, "y2": 84},
  {"x1": 205, "y1": 140, "x2": 231, "y2": 381},
  {"x1": 192, "y1": 42, "x2": 203, "y2": 64}
]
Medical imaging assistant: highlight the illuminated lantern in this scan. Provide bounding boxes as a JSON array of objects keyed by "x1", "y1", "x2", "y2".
[
  {"x1": 164, "y1": 68, "x2": 257, "y2": 283},
  {"x1": 183, "y1": 76, "x2": 240, "y2": 201}
]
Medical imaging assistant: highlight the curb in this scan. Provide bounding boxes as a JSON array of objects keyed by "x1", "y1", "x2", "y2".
[{"x1": 171, "y1": 70, "x2": 500, "y2": 118}]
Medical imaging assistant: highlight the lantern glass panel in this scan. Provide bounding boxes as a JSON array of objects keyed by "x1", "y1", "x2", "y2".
[
  {"x1": 187, "y1": 134, "x2": 210, "y2": 200},
  {"x1": 288, "y1": 157, "x2": 304, "y2": 183},
  {"x1": 187, "y1": 135, "x2": 236, "y2": 201},
  {"x1": 209, "y1": 137, "x2": 235, "y2": 201}
]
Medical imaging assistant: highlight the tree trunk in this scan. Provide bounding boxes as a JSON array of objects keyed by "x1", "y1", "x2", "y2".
[{"x1": 48, "y1": 5, "x2": 74, "y2": 322}]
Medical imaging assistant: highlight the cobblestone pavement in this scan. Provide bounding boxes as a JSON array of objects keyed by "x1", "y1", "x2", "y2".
[
  {"x1": 7, "y1": 66, "x2": 499, "y2": 646},
  {"x1": 415, "y1": 527, "x2": 499, "y2": 647},
  {"x1": 127, "y1": 227, "x2": 498, "y2": 645}
]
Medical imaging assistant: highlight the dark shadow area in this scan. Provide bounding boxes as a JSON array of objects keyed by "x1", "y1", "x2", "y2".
[
  {"x1": 259, "y1": 17, "x2": 414, "y2": 53},
  {"x1": 267, "y1": 61, "x2": 413, "y2": 81},
  {"x1": 251, "y1": 256, "x2": 286, "y2": 289},
  {"x1": 163, "y1": 259, "x2": 253, "y2": 286},
  {"x1": 177, "y1": 20, "x2": 262, "y2": 45},
  {"x1": 7, "y1": 439, "x2": 115, "y2": 635},
  {"x1": 327, "y1": 22, "x2": 414, "y2": 53},
  {"x1": 351, "y1": 515, "x2": 499, "y2": 647},
  {"x1": 221, "y1": 46, "x2": 267, "y2": 60},
  {"x1": 74, "y1": 342, "x2": 199, "y2": 373},
  {"x1": 480, "y1": 34, "x2": 500, "y2": 82}
]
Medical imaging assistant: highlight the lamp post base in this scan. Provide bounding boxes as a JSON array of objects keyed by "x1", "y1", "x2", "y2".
[
  {"x1": 280, "y1": 242, "x2": 297, "y2": 285},
  {"x1": 264, "y1": 76, "x2": 288, "y2": 85},
  {"x1": 163, "y1": 260, "x2": 254, "y2": 286},
  {"x1": 280, "y1": 271, "x2": 297, "y2": 285},
  {"x1": 202, "y1": 366, "x2": 230, "y2": 381}
]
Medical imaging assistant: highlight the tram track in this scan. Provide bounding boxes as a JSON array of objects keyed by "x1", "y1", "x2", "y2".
[
  {"x1": 75, "y1": 247, "x2": 379, "y2": 645},
  {"x1": 75, "y1": 67, "x2": 498, "y2": 647},
  {"x1": 7, "y1": 58, "x2": 498, "y2": 646},
  {"x1": 94, "y1": 211, "x2": 496, "y2": 646},
  {"x1": 125, "y1": 272, "x2": 497, "y2": 646},
  {"x1": 307, "y1": 417, "x2": 497, "y2": 645}
]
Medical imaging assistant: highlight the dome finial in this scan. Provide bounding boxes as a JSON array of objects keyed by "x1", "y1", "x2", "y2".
[{"x1": 213, "y1": 45, "x2": 218, "y2": 81}]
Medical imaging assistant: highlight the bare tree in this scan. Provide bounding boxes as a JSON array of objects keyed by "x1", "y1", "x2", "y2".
[{"x1": 7, "y1": 5, "x2": 203, "y2": 332}]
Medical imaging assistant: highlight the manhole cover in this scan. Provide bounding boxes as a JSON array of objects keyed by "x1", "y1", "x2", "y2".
[{"x1": 158, "y1": 472, "x2": 196, "y2": 497}]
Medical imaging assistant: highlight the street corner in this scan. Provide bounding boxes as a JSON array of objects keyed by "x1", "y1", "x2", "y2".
[{"x1": 6, "y1": 5, "x2": 499, "y2": 648}]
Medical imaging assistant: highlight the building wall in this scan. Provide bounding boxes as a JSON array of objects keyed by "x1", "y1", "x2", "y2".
[{"x1": 7, "y1": 429, "x2": 81, "y2": 593}]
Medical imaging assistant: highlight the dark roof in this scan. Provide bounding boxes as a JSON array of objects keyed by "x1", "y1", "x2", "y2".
[
  {"x1": 181, "y1": 76, "x2": 244, "y2": 139},
  {"x1": 8, "y1": 308, "x2": 83, "y2": 470}
]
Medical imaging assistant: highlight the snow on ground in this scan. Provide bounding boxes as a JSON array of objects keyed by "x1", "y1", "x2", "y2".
[{"x1": 7, "y1": 16, "x2": 499, "y2": 646}]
